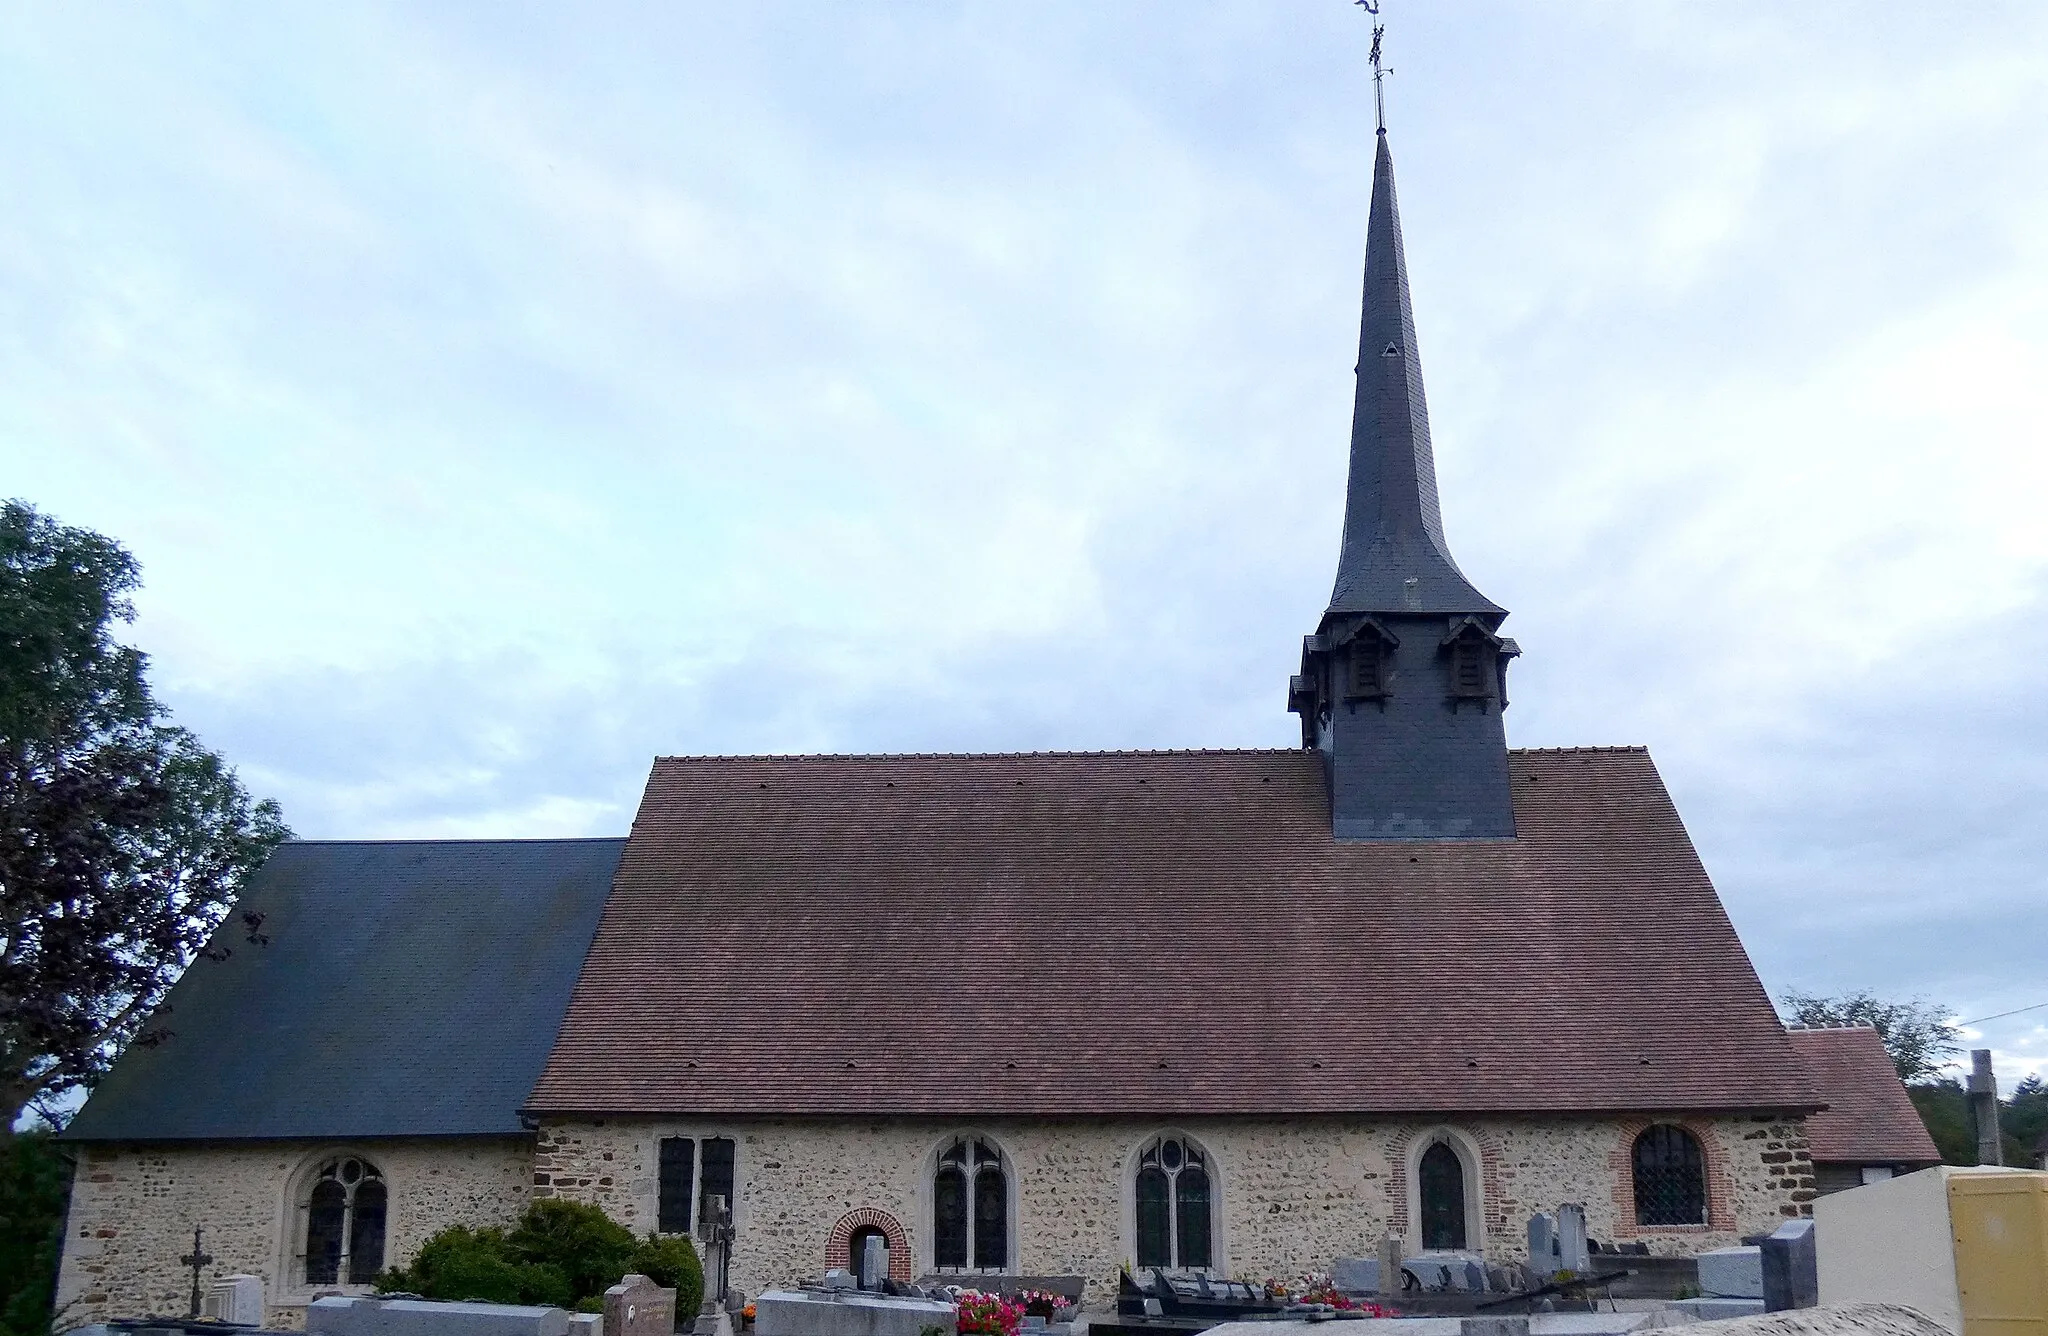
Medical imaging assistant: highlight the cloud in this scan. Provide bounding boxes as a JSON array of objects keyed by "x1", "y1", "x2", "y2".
[{"x1": 3, "y1": 2, "x2": 2045, "y2": 1055}]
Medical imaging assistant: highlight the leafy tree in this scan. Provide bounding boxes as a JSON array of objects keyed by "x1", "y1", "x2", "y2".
[
  {"x1": 0, "y1": 1131, "x2": 68, "y2": 1336},
  {"x1": 1905, "y1": 1073, "x2": 2045, "y2": 1167},
  {"x1": 1, "y1": 500, "x2": 288, "y2": 1130},
  {"x1": 1780, "y1": 989, "x2": 1960, "y2": 1083}
]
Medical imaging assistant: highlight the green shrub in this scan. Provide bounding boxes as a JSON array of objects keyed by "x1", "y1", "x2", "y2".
[
  {"x1": 630, "y1": 1233, "x2": 705, "y2": 1319},
  {"x1": 506, "y1": 1201, "x2": 639, "y2": 1303},
  {"x1": 380, "y1": 1201, "x2": 696, "y2": 1314},
  {"x1": 1, "y1": 1132, "x2": 70, "y2": 1336}
]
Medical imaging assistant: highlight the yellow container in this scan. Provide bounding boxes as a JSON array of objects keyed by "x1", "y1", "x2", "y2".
[{"x1": 1951, "y1": 1171, "x2": 2048, "y2": 1334}]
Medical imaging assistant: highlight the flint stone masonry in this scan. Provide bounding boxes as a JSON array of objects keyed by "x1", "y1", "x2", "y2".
[
  {"x1": 56, "y1": 1138, "x2": 533, "y2": 1331},
  {"x1": 307, "y1": 1298, "x2": 571, "y2": 1336},
  {"x1": 535, "y1": 1113, "x2": 1808, "y2": 1302}
]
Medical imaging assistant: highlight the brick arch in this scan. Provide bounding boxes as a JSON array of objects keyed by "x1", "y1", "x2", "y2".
[
  {"x1": 1384, "y1": 1124, "x2": 1506, "y2": 1248},
  {"x1": 826, "y1": 1208, "x2": 911, "y2": 1282},
  {"x1": 1608, "y1": 1118, "x2": 1734, "y2": 1238}
]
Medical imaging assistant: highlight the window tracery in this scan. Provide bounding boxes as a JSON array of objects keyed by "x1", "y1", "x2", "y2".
[
  {"x1": 932, "y1": 1136, "x2": 1008, "y2": 1271},
  {"x1": 299, "y1": 1155, "x2": 386, "y2": 1286},
  {"x1": 1133, "y1": 1135, "x2": 1212, "y2": 1271}
]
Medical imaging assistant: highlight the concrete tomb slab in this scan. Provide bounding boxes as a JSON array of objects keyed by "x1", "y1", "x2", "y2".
[
  {"x1": 754, "y1": 1290, "x2": 956, "y2": 1336},
  {"x1": 1667, "y1": 1297, "x2": 1767, "y2": 1321},
  {"x1": 307, "y1": 1297, "x2": 573, "y2": 1336}
]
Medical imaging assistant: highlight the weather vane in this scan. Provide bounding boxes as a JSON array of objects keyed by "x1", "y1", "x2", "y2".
[{"x1": 1356, "y1": 0, "x2": 1390, "y2": 134}]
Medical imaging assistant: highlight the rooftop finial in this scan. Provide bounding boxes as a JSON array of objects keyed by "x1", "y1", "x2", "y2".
[{"x1": 1357, "y1": 0, "x2": 1390, "y2": 135}]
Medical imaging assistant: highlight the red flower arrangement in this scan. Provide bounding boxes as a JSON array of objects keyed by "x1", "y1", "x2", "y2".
[
  {"x1": 954, "y1": 1290, "x2": 1027, "y2": 1336},
  {"x1": 1266, "y1": 1273, "x2": 1398, "y2": 1317}
]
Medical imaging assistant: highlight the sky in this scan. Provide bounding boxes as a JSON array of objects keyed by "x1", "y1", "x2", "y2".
[{"x1": 4, "y1": 3, "x2": 2045, "y2": 1090}]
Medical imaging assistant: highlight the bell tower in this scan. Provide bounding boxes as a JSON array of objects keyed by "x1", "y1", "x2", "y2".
[{"x1": 1287, "y1": 118, "x2": 1518, "y2": 840}]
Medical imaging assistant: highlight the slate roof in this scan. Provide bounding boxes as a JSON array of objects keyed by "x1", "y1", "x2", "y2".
[
  {"x1": 527, "y1": 747, "x2": 1819, "y2": 1118},
  {"x1": 65, "y1": 838, "x2": 624, "y2": 1142},
  {"x1": 1326, "y1": 132, "x2": 1502, "y2": 622},
  {"x1": 1788, "y1": 1026, "x2": 1942, "y2": 1165}
]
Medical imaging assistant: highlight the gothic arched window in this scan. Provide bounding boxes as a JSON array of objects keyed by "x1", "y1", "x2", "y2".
[
  {"x1": 300, "y1": 1155, "x2": 387, "y2": 1285},
  {"x1": 1417, "y1": 1141, "x2": 1467, "y2": 1250},
  {"x1": 1134, "y1": 1135, "x2": 1213, "y2": 1271},
  {"x1": 933, "y1": 1137, "x2": 1008, "y2": 1271},
  {"x1": 1632, "y1": 1125, "x2": 1707, "y2": 1227}
]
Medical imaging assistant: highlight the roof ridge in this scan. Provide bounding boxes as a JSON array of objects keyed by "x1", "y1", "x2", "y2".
[
  {"x1": 653, "y1": 748, "x2": 1307, "y2": 762},
  {"x1": 1509, "y1": 745, "x2": 1649, "y2": 755}
]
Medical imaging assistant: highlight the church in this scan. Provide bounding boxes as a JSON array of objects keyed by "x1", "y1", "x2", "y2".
[{"x1": 57, "y1": 107, "x2": 1895, "y2": 1329}]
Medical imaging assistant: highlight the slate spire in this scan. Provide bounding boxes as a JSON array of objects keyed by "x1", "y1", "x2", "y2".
[
  {"x1": 1287, "y1": 124, "x2": 1518, "y2": 842},
  {"x1": 1327, "y1": 132, "x2": 1501, "y2": 621}
]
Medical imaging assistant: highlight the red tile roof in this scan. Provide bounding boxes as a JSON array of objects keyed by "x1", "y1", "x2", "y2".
[
  {"x1": 527, "y1": 747, "x2": 1820, "y2": 1117},
  {"x1": 1788, "y1": 1026, "x2": 1941, "y2": 1164}
]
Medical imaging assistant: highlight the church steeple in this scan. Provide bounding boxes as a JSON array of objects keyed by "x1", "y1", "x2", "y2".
[
  {"x1": 1288, "y1": 120, "x2": 1519, "y2": 841},
  {"x1": 1328, "y1": 133, "x2": 1502, "y2": 621}
]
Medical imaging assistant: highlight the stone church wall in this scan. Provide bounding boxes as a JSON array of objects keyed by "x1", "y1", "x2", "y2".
[
  {"x1": 54, "y1": 1136, "x2": 533, "y2": 1330},
  {"x1": 535, "y1": 1113, "x2": 1813, "y2": 1303}
]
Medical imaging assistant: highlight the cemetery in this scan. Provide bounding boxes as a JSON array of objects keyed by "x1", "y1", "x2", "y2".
[{"x1": 61, "y1": 1164, "x2": 2048, "y2": 1336}]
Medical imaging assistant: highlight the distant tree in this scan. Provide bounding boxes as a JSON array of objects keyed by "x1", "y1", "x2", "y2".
[
  {"x1": 2006, "y1": 1073, "x2": 2047, "y2": 1167},
  {"x1": 1780, "y1": 989, "x2": 1960, "y2": 1084},
  {"x1": 1907, "y1": 1079, "x2": 1975, "y2": 1165},
  {"x1": 0, "y1": 500, "x2": 288, "y2": 1132}
]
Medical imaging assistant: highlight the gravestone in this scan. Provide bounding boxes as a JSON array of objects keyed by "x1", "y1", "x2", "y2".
[
  {"x1": 821, "y1": 1271, "x2": 855, "y2": 1292},
  {"x1": 604, "y1": 1275, "x2": 677, "y2": 1336},
  {"x1": 1697, "y1": 1246, "x2": 1763, "y2": 1299},
  {"x1": 1378, "y1": 1232, "x2": 1405, "y2": 1297},
  {"x1": 1330, "y1": 1257, "x2": 1378, "y2": 1294},
  {"x1": 1759, "y1": 1218, "x2": 1818, "y2": 1310},
  {"x1": 1556, "y1": 1204, "x2": 1589, "y2": 1274},
  {"x1": 202, "y1": 1275, "x2": 265, "y2": 1326},
  {"x1": 1526, "y1": 1213, "x2": 1558, "y2": 1278},
  {"x1": 860, "y1": 1234, "x2": 888, "y2": 1290}
]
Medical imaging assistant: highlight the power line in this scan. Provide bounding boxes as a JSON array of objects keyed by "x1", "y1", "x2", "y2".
[{"x1": 1957, "y1": 1000, "x2": 2048, "y2": 1027}]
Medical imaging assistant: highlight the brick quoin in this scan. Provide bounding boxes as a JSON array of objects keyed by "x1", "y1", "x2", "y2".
[{"x1": 825, "y1": 1208, "x2": 912, "y2": 1282}]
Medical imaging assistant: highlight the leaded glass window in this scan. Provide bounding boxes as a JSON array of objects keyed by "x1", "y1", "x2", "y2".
[
  {"x1": 1632, "y1": 1125, "x2": 1707, "y2": 1227},
  {"x1": 1133, "y1": 1136, "x2": 1213, "y2": 1271},
  {"x1": 933, "y1": 1137, "x2": 1007, "y2": 1271},
  {"x1": 1418, "y1": 1141, "x2": 1467, "y2": 1250},
  {"x1": 653, "y1": 1135, "x2": 736, "y2": 1237},
  {"x1": 300, "y1": 1156, "x2": 386, "y2": 1286}
]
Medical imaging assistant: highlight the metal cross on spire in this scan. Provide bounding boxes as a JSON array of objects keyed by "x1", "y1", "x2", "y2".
[{"x1": 1356, "y1": 0, "x2": 1390, "y2": 134}]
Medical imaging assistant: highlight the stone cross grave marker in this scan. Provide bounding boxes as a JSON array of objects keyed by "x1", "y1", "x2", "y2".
[
  {"x1": 604, "y1": 1275, "x2": 676, "y2": 1336},
  {"x1": 1377, "y1": 1232, "x2": 1404, "y2": 1297},
  {"x1": 859, "y1": 1234, "x2": 888, "y2": 1289}
]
